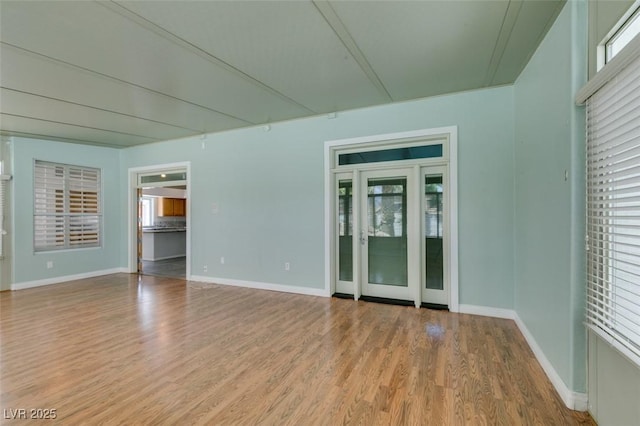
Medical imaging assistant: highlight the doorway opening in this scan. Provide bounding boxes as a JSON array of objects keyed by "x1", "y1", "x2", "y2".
[
  {"x1": 326, "y1": 128, "x2": 458, "y2": 310},
  {"x1": 128, "y1": 163, "x2": 190, "y2": 280}
]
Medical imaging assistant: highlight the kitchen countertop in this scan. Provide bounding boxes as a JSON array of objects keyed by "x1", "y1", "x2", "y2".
[{"x1": 142, "y1": 227, "x2": 187, "y2": 233}]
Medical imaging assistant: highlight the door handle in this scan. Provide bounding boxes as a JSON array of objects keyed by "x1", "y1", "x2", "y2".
[{"x1": 360, "y1": 230, "x2": 367, "y2": 245}]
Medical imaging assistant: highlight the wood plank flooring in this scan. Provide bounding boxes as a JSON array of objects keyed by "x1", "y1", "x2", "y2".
[{"x1": 0, "y1": 274, "x2": 594, "y2": 425}]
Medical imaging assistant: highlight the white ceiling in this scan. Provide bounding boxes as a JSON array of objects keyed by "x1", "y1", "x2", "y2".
[{"x1": 0, "y1": 0, "x2": 565, "y2": 148}]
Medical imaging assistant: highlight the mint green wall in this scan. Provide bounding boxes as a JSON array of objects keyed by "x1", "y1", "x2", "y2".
[
  {"x1": 588, "y1": 330, "x2": 640, "y2": 424},
  {"x1": 514, "y1": 0, "x2": 587, "y2": 393},
  {"x1": 12, "y1": 137, "x2": 122, "y2": 284},
  {"x1": 123, "y1": 86, "x2": 516, "y2": 306}
]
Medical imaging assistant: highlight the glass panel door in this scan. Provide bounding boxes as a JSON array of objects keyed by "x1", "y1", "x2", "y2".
[
  {"x1": 333, "y1": 166, "x2": 448, "y2": 306},
  {"x1": 335, "y1": 173, "x2": 354, "y2": 294},
  {"x1": 422, "y1": 167, "x2": 448, "y2": 305},
  {"x1": 338, "y1": 180, "x2": 353, "y2": 282},
  {"x1": 361, "y1": 168, "x2": 415, "y2": 301}
]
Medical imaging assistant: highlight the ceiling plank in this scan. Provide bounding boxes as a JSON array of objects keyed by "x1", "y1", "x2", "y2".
[
  {"x1": 0, "y1": 42, "x2": 253, "y2": 132},
  {"x1": 102, "y1": 1, "x2": 315, "y2": 115},
  {"x1": 116, "y1": 0, "x2": 387, "y2": 114},
  {"x1": 1, "y1": 113, "x2": 158, "y2": 141},
  {"x1": 491, "y1": 0, "x2": 566, "y2": 85},
  {"x1": 0, "y1": 114, "x2": 158, "y2": 148},
  {"x1": 1, "y1": 88, "x2": 196, "y2": 140},
  {"x1": 312, "y1": 0, "x2": 392, "y2": 102},
  {"x1": 0, "y1": 130, "x2": 128, "y2": 149},
  {"x1": 0, "y1": 1, "x2": 309, "y2": 124},
  {"x1": 484, "y1": 0, "x2": 524, "y2": 86},
  {"x1": 328, "y1": 1, "x2": 508, "y2": 100}
]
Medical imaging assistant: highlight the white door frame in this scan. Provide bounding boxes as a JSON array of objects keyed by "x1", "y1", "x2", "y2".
[
  {"x1": 127, "y1": 162, "x2": 191, "y2": 279},
  {"x1": 324, "y1": 127, "x2": 459, "y2": 312}
]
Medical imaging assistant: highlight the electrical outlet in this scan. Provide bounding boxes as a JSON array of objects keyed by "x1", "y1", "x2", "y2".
[
  {"x1": 203, "y1": 265, "x2": 208, "y2": 273},
  {"x1": 284, "y1": 262, "x2": 290, "y2": 271},
  {"x1": 46, "y1": 261, "x2": 53, "y2": 269},
  {"x1": 220, "y1": 257, "x2": 225, "y2": 264}
]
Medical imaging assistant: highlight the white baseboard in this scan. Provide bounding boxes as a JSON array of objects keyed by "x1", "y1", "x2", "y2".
[
  {"x1": 11, "y1": 267, "x2": 128, "y2": 291},
  {"x1": 513, "y1": 313, "x2": 588, "y2": 411},
  {"x1": 189, "y1": 275, "x2": 329, "y2": 298},
  {"x1": 458, "y1": 304, "x2": 516, "y2": 319},
  {"x1": 458, "y1": 304, "x2": 588, "y2": 411}
]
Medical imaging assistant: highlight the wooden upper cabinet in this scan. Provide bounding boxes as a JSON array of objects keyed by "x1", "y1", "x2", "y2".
[
  {"x1": 158, "y1": 198, "x2": 186, "y2": 217},
  {"x1": 159, "y1": 198, "x2": 174, "y2": 216},
  {"x1": 173, "y1": 198, "x2": 185, "y2": 216}
]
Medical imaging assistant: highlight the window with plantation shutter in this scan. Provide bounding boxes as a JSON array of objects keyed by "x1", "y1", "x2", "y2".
[
  {"x1": 34, "y1": 161, "x2": 101, "y2": 251},
  {"x1": 584, "y1": 40, "x2": 640, "y2": 367}
]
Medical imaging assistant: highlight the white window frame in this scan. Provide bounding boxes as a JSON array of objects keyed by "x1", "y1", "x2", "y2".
[
  {"x1": 597, "y1": 0, "x2": 640, "y2": 71},
  {"x1": 606, "y1": 5, "x2": 640, "y2": 64},
  {"x1": 33, "y1": 160, "x2": 102, "y2": 252},
  {"x1": 579, "y1": 24, "x2": 640, "y2": 367}
]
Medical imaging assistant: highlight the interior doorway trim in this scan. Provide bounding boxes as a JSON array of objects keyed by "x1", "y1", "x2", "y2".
[
  {"x1": 127, "y1": 162, "x2": 191, "y2": 279},
  {"x1": 323, "y1": 127, "x2": 458, "y2": 312}
]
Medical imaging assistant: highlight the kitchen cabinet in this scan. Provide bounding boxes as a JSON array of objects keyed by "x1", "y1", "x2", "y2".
[
  {"x1": 158, "y1": 198, "x2": 186, "y2": 217},
  {"x1": 173, "y1": 198, "x2": 185, "y2": 216}
]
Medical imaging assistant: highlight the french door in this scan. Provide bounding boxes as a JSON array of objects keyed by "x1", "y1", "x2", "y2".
[
  {"x1": 334, "y1": 166, "x2": 448, "y2": 307},
  {"x1": 360, "y1": 168, "x2": 416, "y2": 301}
]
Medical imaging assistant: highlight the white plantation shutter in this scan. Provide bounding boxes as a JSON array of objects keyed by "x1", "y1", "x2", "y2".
[
  {"x1": 585, "y1": 47, "x2": 640, "y2": 366},
  {"x1": 34, "y1": 161, "x2": 101, "y2": 251}
]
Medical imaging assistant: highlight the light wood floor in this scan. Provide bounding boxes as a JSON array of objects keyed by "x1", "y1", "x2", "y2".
[{"x1": 0, "y1": 274, "x2": 594, "y2": 425}]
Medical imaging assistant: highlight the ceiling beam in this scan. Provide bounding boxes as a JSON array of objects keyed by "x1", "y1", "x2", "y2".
[{"x1": 312, "y1": 0, "x2": 392, "y2": 102}]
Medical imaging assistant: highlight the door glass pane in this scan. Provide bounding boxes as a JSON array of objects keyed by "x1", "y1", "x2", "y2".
[
  {"x1": 425, "y1": 176, "x2": 443, "y2": 290},
  {"x1": 339, "y1": 144, "x2": 443, "y2": 165},
  {"x1": 139, "y1": 172, "x2": 186, "y2": 184},
  {"x1": 367, "y1": 178, "x2": 407, "y2": 286},
  {"x1": 338, "y1": 180, "x2": 353, "y2": 281}
]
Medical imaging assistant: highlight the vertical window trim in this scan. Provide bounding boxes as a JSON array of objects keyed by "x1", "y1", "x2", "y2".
[{"x1": 33, "y1": 160, "x2": 103, "y2": 252}]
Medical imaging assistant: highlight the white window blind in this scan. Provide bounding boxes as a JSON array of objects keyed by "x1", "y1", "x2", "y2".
[
  {"x1": 586, "y1": 47, "x2": 640, "y2": 366},
  {"x1": 34, "y1": 161, "x2": 101, "y2": 251}
]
